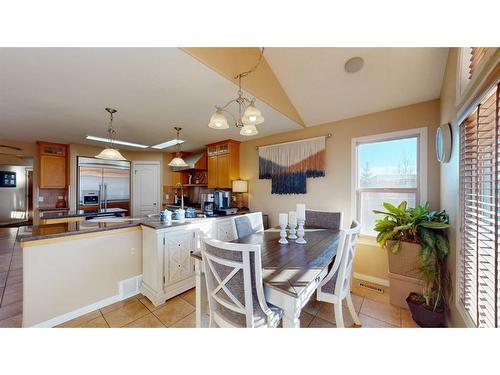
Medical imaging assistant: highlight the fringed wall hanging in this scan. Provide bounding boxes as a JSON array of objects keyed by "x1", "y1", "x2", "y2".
[{"x1": 258, "y1": 135, "x2": 329, "y2": 194}]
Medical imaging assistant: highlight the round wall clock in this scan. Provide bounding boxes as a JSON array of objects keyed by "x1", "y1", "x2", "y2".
[{"x1": 436, "y1": 123, "x2": 452, "y2": 163}]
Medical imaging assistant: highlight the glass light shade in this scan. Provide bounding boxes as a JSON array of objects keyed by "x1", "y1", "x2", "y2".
[
  {"x1": 95, "y1": 148, "x2": 127, "y2": 161},
  {"x1": 240, "y1": 124, "x2": 258, "y2": 136},
  {"x1": 168, "y1": 156, "x2": 188, "y2": 167},
  {"x1": 242, "y1": 103, "x2": 264, "y2": 125},
  {"x1": 208, "y1": 109, "x2": 229, "y2": 129},
  {"x1": 232, "y1": 179, "x2": 248, "y2": 193}
]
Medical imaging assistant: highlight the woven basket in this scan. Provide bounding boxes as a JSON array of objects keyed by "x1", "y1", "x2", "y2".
[{"x1": 386, "y1": 240, "x2": 421, "y2": 278}]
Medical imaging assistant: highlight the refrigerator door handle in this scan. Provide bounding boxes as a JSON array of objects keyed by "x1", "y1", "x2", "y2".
[
  {"x1": 104, "y1": 184, "x2": 108, "y2": 210},
  {"x1": 98, "y1": 184, "x2": 102, "y2": 210}
]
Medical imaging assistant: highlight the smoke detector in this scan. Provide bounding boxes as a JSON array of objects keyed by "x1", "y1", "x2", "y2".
[{"x1": 345, "y1": 57, "x2": 364, "y2": 73}]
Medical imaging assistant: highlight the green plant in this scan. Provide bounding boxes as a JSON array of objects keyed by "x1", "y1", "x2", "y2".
[{"x1": 373, "y1": 201, "x2": 451, "y2": 311}]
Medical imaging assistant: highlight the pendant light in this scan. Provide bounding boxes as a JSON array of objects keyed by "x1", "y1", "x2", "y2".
[
  {"x1": 95, "y1": 108, "x2": 127, "y2": 161},
  {"x1": 168, "y1": 127, "x2": 188, "y2": 167},
  {"x1": 207, "y1": 48, "x2": 265, "y2": 136}
]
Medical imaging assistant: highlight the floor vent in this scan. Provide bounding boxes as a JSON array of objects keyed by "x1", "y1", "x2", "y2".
[{"x1": 358, "y1": 281, "x2": 384, "y2": 294}]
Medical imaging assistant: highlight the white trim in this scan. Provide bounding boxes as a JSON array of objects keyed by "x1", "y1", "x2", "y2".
[
  {"x1": 351, "y1": 127, "x2": 428, "y2": 235},
  {"x1": 30, "y1": 274, "x2": 142, "y2": 328},
  {"x1": 131, "y1": 160, "x2": 161, "y2": 217},
  {"x1": 353, "y1": 272, "x2": 390, "y2": 288}
]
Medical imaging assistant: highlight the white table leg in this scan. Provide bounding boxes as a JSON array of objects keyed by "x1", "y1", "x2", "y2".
[
  {"x1": 195, "y1": 259, "x2": 209, "y2": 328},
  {"x1": 282, "y1": 310, "x2": 301, "y2": 328}
]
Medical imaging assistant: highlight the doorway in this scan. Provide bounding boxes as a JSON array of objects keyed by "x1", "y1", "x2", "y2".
[{"x1": 132, "y1": 161, "x2": 160, "y2": 217}]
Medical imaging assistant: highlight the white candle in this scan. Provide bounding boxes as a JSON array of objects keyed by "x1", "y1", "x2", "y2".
[
  {"x1": 289, "y1": 211, "x2": 297, "y2": 226},
  {"x1": 296, "y1": 204, "x2": 306, "y2": 220},
  {"x1": 279, "y1": 213, "x2": 288, "y2": 226}
]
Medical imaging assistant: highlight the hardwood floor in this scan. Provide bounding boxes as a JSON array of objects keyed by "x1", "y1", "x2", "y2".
[{"x1": 0, "y1": 227, "x2": 418, "y2": 328}]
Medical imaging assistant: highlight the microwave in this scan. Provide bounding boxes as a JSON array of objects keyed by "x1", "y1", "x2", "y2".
[{"x1": 82, "y1": 192, "x2": 99, "y2": 205}]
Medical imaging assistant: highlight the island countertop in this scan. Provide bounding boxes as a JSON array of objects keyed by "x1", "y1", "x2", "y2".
[{"x1": 19, "y1": 213, "x2": 252, "y2": 244}]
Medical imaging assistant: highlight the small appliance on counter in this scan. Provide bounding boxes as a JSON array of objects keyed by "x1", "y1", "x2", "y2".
[
  {"x1": 214, "y1": 190, "x2": 230, "y2": 210},
  {"x1": 201, "y1": 193, "x2": 215, "y2": 216},
  {"x1": 215, "y1": 207, "x2": 238, "y2": 216}
]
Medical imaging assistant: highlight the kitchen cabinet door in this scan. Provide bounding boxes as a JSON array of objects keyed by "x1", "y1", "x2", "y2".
[
  {"x1": 40, "y1": 155, "x2": 66, "y2": 188},
  {"x1": 207, "y1": 155, "x2": 218, "y2": 188},
  {"x1": 216, "y1": 153, "x2": 230, "y2": 188},
  {"x1": 164, "y1": 231, "x2": 195, "y2": 285}
]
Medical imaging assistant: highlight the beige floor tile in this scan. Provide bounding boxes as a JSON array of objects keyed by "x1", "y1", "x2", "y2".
[
  {"x1": 307, "y1": 316, "x2": 336, "y2": 328},
  {"x1": 138, "y1": 294, "x2": 165, "y2": 312},
  {"x1": 179, "y1": 288, "x2": 196, "y2": 307},
  {"x1": 299, "y1": 311, "x2": 315, "y2": 327},
  {"x1": 360, "y1": 298, "x2": 401, "y2": 326},
  {"x1": 0, "y1": 314, "x2": 22, "y2": 328},
  {"x1": 56, "y1": 310, "x2": 102, "y2": 328},
  {"x1": 316, "y1": 302, "x2": 360, "y2": 327},
  {"x1": 124, "y1": 313, "x2": 166, "y2": 328},
  {"x1": 359, "y1": 313, "x2": 398, "y2": 328},
  {"x1": 171, "y1": 312, "x2": 196, "y2": 328},
  {"x1": 153, "y1": 297, "x2": 195, "y2": 327},
  {"x1": 303, "y1": 297, "x2": 322, "y2": 316},
  {"x1": 103, "y1": 299, "x2": 150, "y2": 328},
  {"x1": 78, "y1": 315, "x2": 109, "y2": 328},
  {"x1": 400, "y1": 308, "x2": 419, "y2": 328},
  {"x1": 100, "y1": 295, "x2": 139, "y2": 314}
]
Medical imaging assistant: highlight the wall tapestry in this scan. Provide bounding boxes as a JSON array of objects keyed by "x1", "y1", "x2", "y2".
[{"x1": 258, "y1": 135, "x2": 326, "y2": 194}]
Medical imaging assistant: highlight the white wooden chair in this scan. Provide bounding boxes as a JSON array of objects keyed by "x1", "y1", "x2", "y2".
[
  {"x1": 201, "y1": 236, "x2": 283, "y2": 328},
  {"x1": 316, "y1": 220, "x2": 361, "y2": 328},
  {"x1": 234, "y1": 212, "x2": 264, "y2": 239}
]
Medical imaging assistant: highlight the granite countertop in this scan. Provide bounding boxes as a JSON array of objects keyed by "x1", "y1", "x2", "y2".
[
  {"x1": 20, "y1": 212, "x2": 251, "y2": 243},
  {"x1": 40, "y1": 208, "x2": 127, "y2": 219},
  {"x1": 38, "y1": 207, "x2": 70, "y2": 212}
]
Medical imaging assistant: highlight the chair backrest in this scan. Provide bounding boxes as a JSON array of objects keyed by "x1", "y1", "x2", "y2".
[
  {"x1": 305, "y1": 209, "x2": 343, "y2": 230},
  {"x1": 201, "y1": 236, "x2": 272, "y2": 327},
  {"x1": 321, "y1": 220, "x2": 361, "y2": 297},
  {"x1": 234, "y1": 212, "x2": 264, "y2": 239}
]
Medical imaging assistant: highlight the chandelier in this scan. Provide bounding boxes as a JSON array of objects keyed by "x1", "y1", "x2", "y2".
[
  {"x1": 95, "y1": 107, "x2": 127, "y2": 161},
  {"x1": 168, "y1": 127, "x2": 188, "y2": 167},
  {"x1": 208, "y1": 48, "x2": 265, "y2": 136}
]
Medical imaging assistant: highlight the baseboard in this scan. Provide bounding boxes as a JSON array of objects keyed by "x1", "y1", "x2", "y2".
[
  {"x1": 30, "y1": 274, "x2": 143, "y2": 328},
  {"x1": 353, "y1": 272, "x2": 390, "y2": 287}
]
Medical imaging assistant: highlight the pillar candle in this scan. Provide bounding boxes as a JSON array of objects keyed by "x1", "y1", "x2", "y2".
[
  {"x1": 279, "y1": 213, "x2": 288, "y2": 226},
  {"x1": 289, "y1": 211, "x2": 297, "y2": 226},
  {"x1": 296, "y1": 204, "x2": 306, "y2": 220}
]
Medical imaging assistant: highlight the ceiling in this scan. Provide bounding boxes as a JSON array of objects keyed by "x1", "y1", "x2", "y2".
[
  {"x1": 0, "y1": 48, "x2": 302, "y2": 152},
  {"x1": 264, "y1": 48, "x2": 449, "y2": 126}
]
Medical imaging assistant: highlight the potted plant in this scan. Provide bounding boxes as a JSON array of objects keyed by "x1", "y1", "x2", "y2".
[{"x1": 373, "y1": 201, "x2": 451, "y2": 327}]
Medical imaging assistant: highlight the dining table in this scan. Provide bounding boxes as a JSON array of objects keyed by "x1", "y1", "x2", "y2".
[{"x1": 191, "y1": 227, "x2": 341, "y2": 328}]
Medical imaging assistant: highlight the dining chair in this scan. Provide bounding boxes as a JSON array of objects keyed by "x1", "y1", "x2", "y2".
[
  {"x1": 234, "y1": 212, "x2": 264, "y2": 239},
  {"x1": 305, "y1": 209, "x2": 343, "y2": 230},
  {"x1": 201, "y1": 236, "x2": 283, "y2": 328},
  {"x1": 316, "y1": 220, "x2": 361, "y2": 328}
]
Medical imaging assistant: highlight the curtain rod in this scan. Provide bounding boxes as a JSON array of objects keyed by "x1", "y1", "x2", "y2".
[{"x1": 255, "y1": 133, "x2": 332, "y2": 150}]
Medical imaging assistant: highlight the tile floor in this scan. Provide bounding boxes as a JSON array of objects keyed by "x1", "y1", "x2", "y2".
[{"x1": 0, "y1": 227, "x2": 419, "y2": 328}]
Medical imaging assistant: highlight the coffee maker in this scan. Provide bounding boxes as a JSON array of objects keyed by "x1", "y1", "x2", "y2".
[
  {"x1": 200, "y1": 193, "x2": 215, "y2": 216},
  {"x1": 214, "y1": 190, "x2": 237, "y2": 215}
]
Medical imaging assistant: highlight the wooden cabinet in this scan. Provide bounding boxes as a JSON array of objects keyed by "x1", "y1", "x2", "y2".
[
  {"x1": 38, "y1": 141, "x2": 68, "y2": 188},
  {"x1": 206, "y1": 140, "x2": 240, "y2": 189}
]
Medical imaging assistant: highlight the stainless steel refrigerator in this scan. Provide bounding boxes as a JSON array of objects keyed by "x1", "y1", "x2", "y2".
[{"x1": 77, "y1": 157, "x2": 131, "y2": 213}]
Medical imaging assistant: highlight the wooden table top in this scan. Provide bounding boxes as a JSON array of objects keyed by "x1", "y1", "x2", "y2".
[{"x1": 193, "y1": 228, "x2": 341, "y2": 298}]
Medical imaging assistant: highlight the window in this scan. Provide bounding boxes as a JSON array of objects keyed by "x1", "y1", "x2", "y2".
[
  {"x1": 459, "y1": 81, "x2": 500, "y2": 328},
  {"x1": 353, "y1": 128, "x2": 427, "y2": 236}
]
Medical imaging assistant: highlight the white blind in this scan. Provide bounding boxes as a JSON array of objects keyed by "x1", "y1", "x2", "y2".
[{"x1": 459, "y1": 81, "x2": 499, "y2": 327}]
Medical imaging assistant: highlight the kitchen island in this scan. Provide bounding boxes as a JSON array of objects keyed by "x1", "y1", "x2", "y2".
[{"x1": 19, "y1": 212, "x2": 253, "y2": 327}]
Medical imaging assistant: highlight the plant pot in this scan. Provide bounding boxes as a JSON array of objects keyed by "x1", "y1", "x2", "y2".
[
  {"x1": 406, "y1": 292, "x2": 446, "y2": 328},
  {"x1": 386, "y1": 240, "x2": 421, "y2": 278}
]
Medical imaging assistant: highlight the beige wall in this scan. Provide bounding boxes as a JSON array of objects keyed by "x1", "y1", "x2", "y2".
[
  {"x1": 68, "y1": 143, "x2": 166, "y2": 211},
  {"x1": 439, "y1": 48, "x2": 499, "y2": 327},
  {"x1": 22, "y1": 227, "x2": 142, "y2": 326},
  {"x1": 239, "y1": 99, "x2": 441, "y2": 284}
]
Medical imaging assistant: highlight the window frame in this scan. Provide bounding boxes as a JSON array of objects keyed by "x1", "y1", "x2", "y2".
[{"x1": 351, "y1": 127, "x2": 428, "y2": 238}]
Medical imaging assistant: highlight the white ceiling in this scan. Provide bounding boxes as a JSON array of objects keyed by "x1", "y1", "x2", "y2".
[
  {"x1": 265, "y1": 48, "x2": 449, "y2": 126},
  {"x1": 0, "y1": 48, "x2": 302, "y2": 152}
]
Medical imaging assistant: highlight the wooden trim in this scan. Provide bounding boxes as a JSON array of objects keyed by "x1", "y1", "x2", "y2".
[
  {"x1": 39, "y1": 216, "x2": 85, "y2": 225},
  {"x1": 21, "y1": 226, "x2": 141, "y2": 248}
]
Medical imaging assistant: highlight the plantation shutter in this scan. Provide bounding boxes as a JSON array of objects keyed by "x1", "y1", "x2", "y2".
[
  {"x1": 469, "y1": 48, "x2": 489, "y2": 79},
  {"x1": 460, "y1": 81, "x2": 500, "y2": 327}
]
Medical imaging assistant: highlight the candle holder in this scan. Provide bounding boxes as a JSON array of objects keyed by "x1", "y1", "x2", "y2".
[
  {"x1": 288, "y1": 223, "x2": 298, "y2": 240},
  {"x1": 296, "y1": 219, "x2": 307, "y2": 244},
  {"x1": 279, "y1": 224, "x2": 289, "y2": 244}
]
